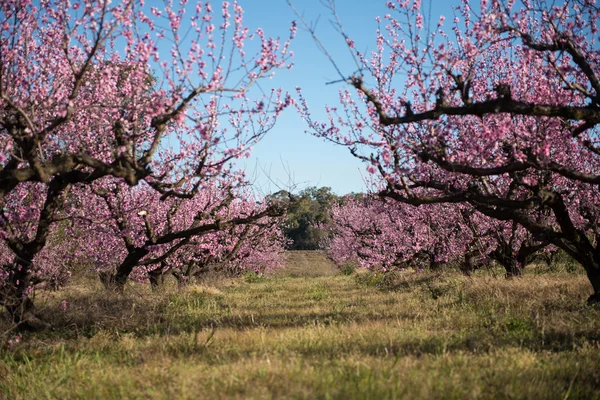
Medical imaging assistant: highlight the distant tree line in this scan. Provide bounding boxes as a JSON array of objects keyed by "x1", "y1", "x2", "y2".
[{"x1": 268, "y1": 187, "x2": 347, "y2": 250}]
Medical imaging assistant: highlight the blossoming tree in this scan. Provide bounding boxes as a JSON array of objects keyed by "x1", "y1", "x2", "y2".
[
  {"x1": 0, "y1": 0, "x2": 295, "y2": 328},
  {"x1": 67, "y1": 179, "x2": 285, "y2": 288},
  {"x1": 298, "y1": 0, "x2": 600, "y2": 301},
  {"x1": 328, "y1": 194, "x2": 548, "y2": 275}
]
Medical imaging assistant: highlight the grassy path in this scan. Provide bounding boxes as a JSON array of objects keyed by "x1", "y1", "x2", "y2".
[{"x1": 1, "y1": 267, "x2": 600, "y2": 399}]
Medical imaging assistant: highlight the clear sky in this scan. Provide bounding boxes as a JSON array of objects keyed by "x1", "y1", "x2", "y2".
[{"x1": 233, "y1": 0, "x2": 459, "y2": 195}]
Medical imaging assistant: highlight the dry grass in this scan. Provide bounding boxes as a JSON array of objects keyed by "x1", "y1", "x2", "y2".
[{"x1": 1, "y1": 256, "x2": 600, "y2": 399}]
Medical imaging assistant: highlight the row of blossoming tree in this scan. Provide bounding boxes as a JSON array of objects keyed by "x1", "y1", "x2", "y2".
[
  {"x1": 3, "y1": 0, "x2": 600, "y2": 329},
  {"x1": 327, "y1": 194, "x2": 551, "y2": 276},
  {"x1": 0, "y1": 0, "x2": 295, "y2": 329},
  {"x1": 298, "y1": 0, "x2": 600, "y2": 302}
]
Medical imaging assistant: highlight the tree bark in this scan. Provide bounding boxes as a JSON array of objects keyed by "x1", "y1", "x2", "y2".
[
  {"x1": 107, "y1": 248, "x2": 150, "y2": 290},
  {"x1": 1, "y1": 176, "x2": 73, "y2": 328},
  {"x1": 148, "y1": 263, "x2": 167, "y2": 289},
  {"x1": 2, "y1": 257, "x2": 49, "y2": 330},
  {"x1": 504, "y1": 260, "x2": 525, "y2": 278},
  {"x1": 490, "y1": 245, "x2": 524, "y2": 278},
  {"x1": 460, "y1": 250, "x2": 486, "y2": 276},
  {"x1": 568, "y1": 245, "x2": 600, "y2": 304},
  {"x1": 586, "y1": 268, "x2": 600, "y2": 304},
  {"x1": 3, "y1": 297, "x2": 48, "y2": 331}
]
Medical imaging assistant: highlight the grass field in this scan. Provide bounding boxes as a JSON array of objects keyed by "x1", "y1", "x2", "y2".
[{"x1": 1, "y1": 251, "x2": 600, "y2": 399}]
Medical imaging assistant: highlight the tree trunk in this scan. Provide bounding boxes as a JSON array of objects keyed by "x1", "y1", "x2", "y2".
[
  {"x1": 503, "y1": 260, "x2": 524, "y2": 278},
  {"x1": 570, "y1": 248, "x2": 600, "y2": 304},
  {"x1": 1, "y1": 178, "x2": 71, "y2": 329},
  {"x1": 427, "y1": 252, "x2": 442, "y2": 271},
  {"x1": 587, "y1": 269, "x2": 600, "y2": 304},
  {"x1": 148, "y1": 264, "x2": 167, "y2": 289},
  {"x1": 4, "y1": 296, "x2": 48, "y2": 331},
  {"x1": 2, "y1": 257, "x2": 48, "y2": 330},
  {"x1": 107, "y1": 248, "x2": 150, "y2": 290},
  {"x1": 475, "y1": 191, "x2": 600, "y2": 303},
  {"x1": 172, "y1": 271, "x2": 191, "y2": 287},
  {"x1": 535, "y1": 229, "x2": 600, "y2": 303},
  {"x1": 460, "y1": 252, "x2": 481, "y2": 276},
  {"x1": 490, "y1": 246, "x2": 524, "y2": 278}
]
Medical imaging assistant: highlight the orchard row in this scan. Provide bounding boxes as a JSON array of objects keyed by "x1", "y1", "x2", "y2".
[{"x1": 3, "y1": 0, "x2": 600, "y2": 330}]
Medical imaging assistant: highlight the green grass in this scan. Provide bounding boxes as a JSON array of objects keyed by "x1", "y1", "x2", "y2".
[{"x1": 1, "y1": 264, "x2": 600, "y2": 399}]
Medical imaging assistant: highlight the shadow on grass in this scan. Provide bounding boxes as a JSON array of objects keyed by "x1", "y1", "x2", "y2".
[
  {"x1": 353, "y1": 271, "x2": 456, "y2": 294},
  {"x1": 7, "y1": 287, "x2": 594, "y2": 362},
  {"x1": 2, "y1": 271, "x2": 599, "y2": 365},
  {"x1": 7, "y1": 318, "x2": 598, "y2": 368},
  {"x1": 39, "y1": 304, "x2": 398, "y2": 338}
]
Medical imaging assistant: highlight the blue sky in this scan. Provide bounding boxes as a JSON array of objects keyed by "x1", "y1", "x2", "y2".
[{"x1": 233, "y1": 0, "x2": 459, "y2": 195}]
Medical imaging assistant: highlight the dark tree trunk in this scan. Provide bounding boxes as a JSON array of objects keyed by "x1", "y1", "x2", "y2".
[
  {"x1": 171, "y1": 261, "x2": 200, "y2": 287},
  {"x1": 490, "y1": 245, "x2": 524, "y2": 278},
  {"x1": 2, "y1": 256, "x2": 48, "y2": 330},
  {"x1": 481, "y1": 192, "x2": 600, "y2": 302},
  {"x1": 4, "y1": 297, "x2": 47, "y2": 331},
  {"x1": 586, "y1": 267, "x2": 600, "y2": 304},
  {"x1": 568, "y1": 244, "x2": 600, "y2": 304},
  {"x1": 427, "y1": 252, "x2": 443, "y2": 271},
  {"x1": 430, "y1": 260, "x2": 443, "y2": 271},
  {"x1": 148, "y1": 263, "x2": 168, "y2": 289},
  {"x1": 504, "y1": 260, "x2": 524, "y2": 278},
  {"x1": 106, "y1": 248, "x2": 150, "y2": 290},
  {"x1": 460, "y1": 251, "x2": 485, "y2": 276},
  {"x1": 172, "y1": 271, "x2": 192, "y2": 287},
  {"x1": 1, "y1": 177, "x2": 72, "y2": 329},
  {"x1": 148, "y1": 271, "x2": 165, "y2": 288},
  {"x1": 1, "y1": 176, "x2": 76, "y2": 329}
]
